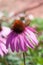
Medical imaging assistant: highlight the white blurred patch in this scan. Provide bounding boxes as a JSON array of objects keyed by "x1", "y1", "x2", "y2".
[
  {"x1": 9, "y1": 11, "x2": 14, "y2": 18},
  {"x1": 9, "y1": 12, "x2": 26, "y2": 24},
  {"x1": 0, "y1": 12, "x2": 4, "y2": 19},
  {"x1": 27, "y1": 14, "x2": 34, "y2": 20},
  {"x1": 17, "y1": 13, "x2": 25, "y2": 17},
  {"x1": 15, "y1": 16, "x2": 20, "y2": 20},
  {"x1": 9, "y1": 11, "x2": 21, "y2": 21}
]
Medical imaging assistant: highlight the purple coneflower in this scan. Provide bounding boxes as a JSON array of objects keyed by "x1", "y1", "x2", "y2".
[
  {"x1": 0, "y1": 26, "x2": 10, "y2": 57},
  {"x1": 6, "y1": 20, "x2": 38, "y2": 52}
]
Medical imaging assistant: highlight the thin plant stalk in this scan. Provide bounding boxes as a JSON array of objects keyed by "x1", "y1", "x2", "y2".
[{"x1": 23, "y1": 52, "x2": 26, "y2": 65}]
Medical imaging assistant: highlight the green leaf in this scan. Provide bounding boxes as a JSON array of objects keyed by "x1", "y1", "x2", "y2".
[
  {"x1": 38, "y1": 35, "x2": 43, "y2": 41},
  {"x1": 30, "y1": 18, "x2": 43, "y2": 31}
]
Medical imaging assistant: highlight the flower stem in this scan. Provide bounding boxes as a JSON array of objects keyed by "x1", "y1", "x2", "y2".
[
  {"x1": 23, "y1": 52, "x2": 26, "y2": 65},
  {"x1": 3, "y1": 58, "x2": 8, "y2": 65},
  {"x1": 4, "y1": 60, "x2": 8, "y2": 65}
]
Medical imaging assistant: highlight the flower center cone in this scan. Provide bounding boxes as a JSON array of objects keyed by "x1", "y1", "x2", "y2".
[{"x1": 12, "y1": 20, "x2": 25, "y2": 34}]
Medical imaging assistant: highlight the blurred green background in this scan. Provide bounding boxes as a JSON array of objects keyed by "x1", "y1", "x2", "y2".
[{"x1": 0, "y1": 17, "x2": 43, "y2": 65}]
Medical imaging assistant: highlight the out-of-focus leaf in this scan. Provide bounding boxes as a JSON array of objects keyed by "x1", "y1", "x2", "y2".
[
  {"x1": 2, "y1": 22, "x2": 10, "y2": 27},
  {"x1": 30, "y1": 18, "x2": 43, "y2": 31},
  {"x1": 3, "y1": 11, "x2": 8, "y2": 17},
  {"x1": 38, "y1": 35, "x2": 43, "y2": 41}
]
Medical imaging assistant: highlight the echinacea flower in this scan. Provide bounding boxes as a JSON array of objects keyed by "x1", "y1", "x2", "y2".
[
  {"x1": 0, "y1": 26, "x2": 10, "y2": 57},
  {"x1": 6, "y1": 20, "x2": 38, "y2": 52}
]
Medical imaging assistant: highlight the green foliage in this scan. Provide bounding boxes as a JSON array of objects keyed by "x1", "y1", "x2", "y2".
[
  {"x1": 38, "y1": 35, "x2": 43, "y2": 42},
  {"x1": 30, "y1": 18, "x2": 43, "y2": 31}
]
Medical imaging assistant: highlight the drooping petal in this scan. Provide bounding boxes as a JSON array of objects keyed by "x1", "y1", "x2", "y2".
[
  {"x1": 24, "y1": 38, "x2": 31, "y2": 48},
  {"x1": 23, "y1": 40, "x2": 28, "y2": 51},
  {"x1": 12, "y1": 36, "x2": 19, "y2": 52},
  {"x1": 1, "y1": 26, "x2": 11, "y2": 37},
  {"x1": 0, "y1": 43, "x2": 8, "y2": 54},
  {"x1": 10, "y1": 37, "x2": 15, "y2": 52},
  {"x1": 20, "y1": 34, "x2": 28, "y2": 51},
  {"x1": 6, "y1": 31, "x2": 17, "y2": 48},
  {"x1": 24, "y1": 31, "x2": 36, "y2": 46},
  {"x1": 0, "y1": 37, "x2": 6, "y2": 44},
  {"x1": 25, "y1": 27, "x2": 38, "y2": 45},
  {"x1": 6, "y1": 32, "x2": 13, "y2": 48},
  {"x1": 19, "y1": 34, "x2": 26, "y2": 51},
  {"x1": 23, "y1": 33, "x2": 34, "y2": 48},
  {"x1": 10, "y1": 40, "x2": 15, "y2": 52},
  {"x1": 9, "y1": 33, "x2": 18, "y2": 52},
  {"x1": 22, "y1": 33, "x2": 32, "y2": 48},
  {"x1": 27, "y1": 26, "x2": 37, "y2": 33},
  {"x1": 16, "y1": 40, "x2": 19, "y2": 52},
  {"x1": 0, "y1": 49, "x2": 4, "y2": 57}
]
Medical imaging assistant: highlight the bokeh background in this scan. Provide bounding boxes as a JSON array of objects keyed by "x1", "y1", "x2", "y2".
[
  {"x1": 0, "y1": 0, "x2": 43, "y2": 65},
  {"x1": 0, "y1": 0, "x2": 43, "y2": 18}
]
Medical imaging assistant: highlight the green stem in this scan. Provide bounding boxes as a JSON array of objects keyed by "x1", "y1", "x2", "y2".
[
  {"x1": 4, "y1": 60, "x2": 8, "y2": 65},
  {"x1": 0, "y1": 57, "x2": 8, "y2": 65},
  {"x1": 23, "y1": 52, "x2": 26, "y2": 65},
  {"x1": 3, "y1": 57, "x2": 8, "y2": 65}
]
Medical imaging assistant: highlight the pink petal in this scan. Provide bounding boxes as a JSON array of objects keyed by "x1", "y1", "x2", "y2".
[
  {"x1": 13, "y1": 37, "x2": 19, "y2": 52},
  {"x1": 1, "y1": 26, "x2": 11, "y2": 37},
  {"x1": 0, "y1": 43, "x2": 8, "y2": 54},
  {"x1": 0, "y1": 49, "x2": 4, "y2": 57},
  {"x1": 0, "y1": 36, "x2": 6, "y2": 44},
  {"x1": 20, "y1": 34, "x2": 28, "y2": 51},
  {"x1": 25, "y1": 28, "x2": 38, "y2": 45},
  {"x1": 16, "y1": 39, "x2": 19, "y2": 52},
  {"x1": 24, "y1": 37, "x2": 32, "y2": 48},
  {"x1": 24, "y1": 31, "x2": 36, "y2": 46},
  {"x1": 19, "y1": 34, "x2": 26, "y2": 51},
  {"x1": 10, "y1": 42, "x2": 15, "y2": 52},
  {"x1": 27, "y1": 26, "x2": 37, "y2": 33},
  {"x1": 23, "y1": 33, "x2": 34, "y2": 48}
]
